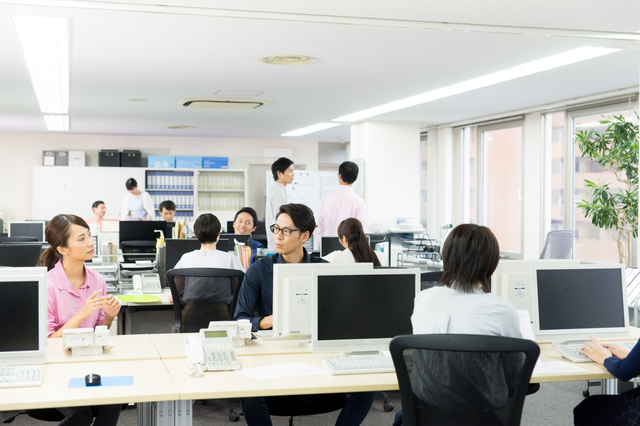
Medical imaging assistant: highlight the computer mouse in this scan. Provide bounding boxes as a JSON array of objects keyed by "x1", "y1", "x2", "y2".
[{"x1": 85, "y1": 374, "x2": 101, "y2": 386}]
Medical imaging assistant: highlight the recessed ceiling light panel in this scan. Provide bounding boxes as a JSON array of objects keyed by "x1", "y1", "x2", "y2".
[
  {"x1": 282, "y1": 122, "x2": 340, "y2": 137},
  {"x1": 128, "y1": 98, "x2": 146, "y2": 102},
  {"x1": 259, "y1": 55, "x2": 319, "y2": 65},
  {"x1": 166, "y1": 125, "x2": 195, "y2": 129},
  {"x1": 44, "y1": 115, "x2": 69, "y2": 131}
]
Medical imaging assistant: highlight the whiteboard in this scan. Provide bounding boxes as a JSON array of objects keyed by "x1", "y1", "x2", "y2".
[{"x1": 265, "y1": 163, "x2": 365, "y2": 223}]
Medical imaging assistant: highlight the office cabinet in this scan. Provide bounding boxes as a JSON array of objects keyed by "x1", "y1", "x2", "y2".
[
  {"x1": 195, "y1": 169, "x2": 247, "y2": 225},
  {"x1": 145, "y1": 169, "x2": 195, "y2": 222}
]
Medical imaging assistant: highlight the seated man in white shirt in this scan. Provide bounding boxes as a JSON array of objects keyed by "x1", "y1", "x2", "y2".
[
  {"x1": 168, "y1": 213, "x2": 244, "y2": 331},
  {"x1": 322, "y1": 218, "x2": 386, "y2": 266}
]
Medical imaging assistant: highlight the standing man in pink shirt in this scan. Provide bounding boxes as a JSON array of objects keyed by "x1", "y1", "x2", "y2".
[{"x1": 318, "y1": 161, "x2": 368, "y2": 239}]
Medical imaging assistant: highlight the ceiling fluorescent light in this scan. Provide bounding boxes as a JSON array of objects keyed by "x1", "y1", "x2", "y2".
[
  {"x1": 13, "y1": 16, "x2": 70, "y2": 114},
  {"x1": 44, "y1": 115, "x2": 69, "y2": 131},
  {"x1": 282, "y1": 122, "x2": 340, "y2": 137},
  {"x1": 334, "y1": 47, "x2": 620, "y2": 122}
]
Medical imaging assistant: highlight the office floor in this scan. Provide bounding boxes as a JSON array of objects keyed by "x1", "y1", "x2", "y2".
[{"x1": 0, "y1": 381, "x2": 592, "y2": 425}]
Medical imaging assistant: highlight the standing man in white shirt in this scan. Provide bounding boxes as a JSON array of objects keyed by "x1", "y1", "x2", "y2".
[
  {"x1": 266, "y1": 157, "x2": 294, "y2": 250},
  {"x1": 318, "y1": 161, "x2": 367, "y2": 240}
]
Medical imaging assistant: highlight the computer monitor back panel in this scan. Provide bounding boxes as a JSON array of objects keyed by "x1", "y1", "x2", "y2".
[
  {"x1": 531, "y1": 264, "x2": 629, "y2": 343},
  {"x1": 165, "y1": 239, "x2": 201, "y2": 272},
  {"x1": 320, "y1": 236, "x2": 369, "y2": 257},
  {"x1": 310, "y1": 268, "x2": 420, "y2": 354},
  {"x1": 0, "y1": 244, "x2": 41, "y2": 267},
  {"x1": 8, "y1": 221, "x2": 45, "y2": 242},
  {"x1": 272, "y1": 263, "x2": 373, "y2": 339},
  {"x1": 493, "y1": 259, "x2": 581, "y2": 318},
  {"x1": 218, "y1": 234, "x2": 251, "y2": 252},
  {"x1": 0, "y1": 267, "x2": 47, "y2": 366},
  {"x1": 119, "y1": 221, "x2": 170, "y2": 242}
]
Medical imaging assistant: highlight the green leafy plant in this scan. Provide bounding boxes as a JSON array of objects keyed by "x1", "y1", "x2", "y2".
[{"x1": 574, "y1": 114, "x2": 638, "y2": 266}]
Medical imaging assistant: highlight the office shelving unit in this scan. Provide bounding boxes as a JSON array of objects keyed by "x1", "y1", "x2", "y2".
[
  {"x1": 195, "y1": 169, "x2": 247, "y2": 225},
  {"x1": 145, "y1": 169, "x2": 195, "y2": 222}
]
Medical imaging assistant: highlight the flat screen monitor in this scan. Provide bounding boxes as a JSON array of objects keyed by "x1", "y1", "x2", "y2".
[
  {"x1": 0, "y1": 267, "x2": 47, "y2": 366},
  {"x1": 0, "y1": 244, "x2": 42, "y2": 267},
  {"x1": 490, "y1": 259, "x2": 580, "y2": 318},
  {"x1": 311, "y1": 268, "x2": 420, "y2": 354},
  {"x1": 226, "y1": 221, "x2": 266, "y2": 237},
  {"x1": 368, "y1": 233, "x2": 387, "y2": 250},
  {"x1": 218, "y1": 234, "x2": 251, "y2": 252},
  {"x1": 119, "y1": 220, "x2": 171, "y2": 243},
  {"x1": 531, "y1": 264, "x2": 629, "y2": 343},
  {"x1": 272, "y1": 263, "x2": 374, "y2": 339},
  {"x1": 319, "y1": 236, "x2": 371, "y2": 257},
  {"x1": 8, "y1": 221, "x2": 45, "y2": 242},
  {"x1": 165, "y1": 238, "x2": 229, "y2": 272}
]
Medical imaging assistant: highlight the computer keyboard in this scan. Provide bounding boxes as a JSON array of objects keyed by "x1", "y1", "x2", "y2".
[
  {"x1": 0, "y1": 365, "x2": 43, "y2": 388},
  {"x1": 555, "y1": 341, "x2": 637, "y2": 363},
  {"x1": 322, "y1": 355, "x2": 396, "y2": 375}
]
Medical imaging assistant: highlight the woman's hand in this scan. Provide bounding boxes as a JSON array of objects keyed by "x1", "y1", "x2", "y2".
[
  {"x1": 77, "y1": 290, "x2": 108, "y2": 321},
  {"x1": 601, "y1": 343, "x2": 630, "y2": 360},
  {"x1": 102, "y1": 294, "x2": 121, "y2": 319},
  {"x1": 578, "y1": 336, "x2": 612, "y2": 365}
]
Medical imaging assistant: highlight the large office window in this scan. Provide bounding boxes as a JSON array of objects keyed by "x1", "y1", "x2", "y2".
[
  {"x1": 461, "y1": 126, "x2": 478, "y2": 224},
  {"x1": 570, "y1": 106, "x2": 634, "y2": 263},
  {"x1": 545, "y1": 112, "x2": 567, "y2": 233},
  {"x1": 481, "y1": 124, "x2": 523, "y2": 256}
]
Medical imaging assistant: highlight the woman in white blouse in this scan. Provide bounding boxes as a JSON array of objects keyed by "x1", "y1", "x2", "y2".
[
  {"x1": 322, "y1": 218, "x2": 385, "y2": 266},
  {"x1": 121, "y1": 178, "x2": 154, "y2": 220}
]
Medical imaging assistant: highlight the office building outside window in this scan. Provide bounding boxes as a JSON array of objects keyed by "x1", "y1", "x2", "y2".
[{"x1": 481, "y1": 125, "x2": 523, "y2": 256}]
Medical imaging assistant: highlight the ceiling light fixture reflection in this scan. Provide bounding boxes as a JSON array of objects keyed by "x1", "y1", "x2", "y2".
[
  {"x1": 334, "y1": 47, "x2": 620, "y2": 123},
  {"x1": 44, "y1": 115, "x2": 69, "y2": 131},
  {"x1": 13, "y1": 16, "x2": 70, "y2": 114},
  {"x1": 282, "y1": 122, "x2": 340, "y2": 137}
]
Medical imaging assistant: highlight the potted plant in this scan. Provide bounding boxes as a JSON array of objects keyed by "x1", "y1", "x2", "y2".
[{"x1": 574, "y1": 114, "x2": 638, "y2": 266}]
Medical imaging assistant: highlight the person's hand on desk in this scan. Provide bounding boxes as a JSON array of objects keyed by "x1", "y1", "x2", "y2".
[
  {"x1": 579, "y1": 336, "x2": 612, "y2": 365},
  {"x1": 601, "y1": 343, "x2": 631, "y2": 360},
  {"x1": 259, "y1": 315, "x2": 273, "y2": 330}
]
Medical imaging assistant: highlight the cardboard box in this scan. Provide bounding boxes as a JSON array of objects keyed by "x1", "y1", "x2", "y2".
[
  {"x1": 148, "y1": 156, "x2": 175, "y2": 168},
  {"x1": 55, "y1": 151, "x2": 68, "y2": 166},
  {"x1": 43, "y1": 151, "x2": 55, "y2": 166},
  {"x1": 99, "y1": 150, "x2": 120, "y2": 167},
  {"x1": 121, "y1": 150, "x2": 142, "y2": 167},
  {"x1": 68, "y1": 151, "x2": 85, "y2": 167},
  {"x1": 202, "y1": 157, "x2": 229, "y2": 169},
  {"x1": 175, "y1": 156, "x2": 202, "y2": 169}
]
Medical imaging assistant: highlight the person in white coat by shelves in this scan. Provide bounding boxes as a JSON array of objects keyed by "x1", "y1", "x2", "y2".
[{"x1": 121, "y1": 178, "x2": 154, "y2": 221}]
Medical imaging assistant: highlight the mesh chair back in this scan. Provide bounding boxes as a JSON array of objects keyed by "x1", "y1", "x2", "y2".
[
  {"x1": 167, "y1": 268, "x2": 244, "y2": 333},
  {"x1": 390, "y1": 334, "x2": 539, "y2": 426},
  {"x1": 539, "y1": 230, "x2": 573, "y2": 259}
]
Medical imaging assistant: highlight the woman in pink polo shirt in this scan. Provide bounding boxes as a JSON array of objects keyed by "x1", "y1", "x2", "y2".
[{"x1": 38, "y1": 214, "x2": 121, "y2": 426}]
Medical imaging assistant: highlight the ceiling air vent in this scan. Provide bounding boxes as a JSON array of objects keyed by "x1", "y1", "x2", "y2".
[{"x1": 177, "y1": 97, "x2": 271, "y2": 110}]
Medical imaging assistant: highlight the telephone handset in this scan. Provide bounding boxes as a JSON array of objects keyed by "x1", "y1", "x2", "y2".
[
  {"x1": 132, "y1": 273, "x2": 162, "y2": 294},
  {"x1": 184, "y1": 328, "x2": 240, "y2": 377}
]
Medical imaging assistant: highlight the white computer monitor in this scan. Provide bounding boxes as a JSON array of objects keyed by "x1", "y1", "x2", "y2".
[
  {"x1": 8, "y1": 221, "x2": 46, "y2": 241},
  {"x1": 490, "y1": 259, "x2": 580, "y2": 317},
  {"x1": 272, "y1": 263, "x2": 373, "y2": 339},
  {"x1": 0, "y1": 267, "x2": 48, "y2": 366},
  {"x1": 531, "y1": 264, "x2": 629, "y2": 343},
  {"x1": 310, "y1": 268, "x2": 420, "y2": 354}
]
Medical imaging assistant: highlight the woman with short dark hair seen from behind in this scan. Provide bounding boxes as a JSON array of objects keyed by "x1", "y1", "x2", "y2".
[{"x1": 392, "y1": 223, "x2": 523, "y2": 426}]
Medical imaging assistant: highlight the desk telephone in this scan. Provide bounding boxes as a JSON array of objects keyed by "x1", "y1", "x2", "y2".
[
  {"x1": 184, "y1": 328, "x2": 240, "y2": 377},
  {"x1": 133, "y1": 273, "x2": 162, "y2": 294}
]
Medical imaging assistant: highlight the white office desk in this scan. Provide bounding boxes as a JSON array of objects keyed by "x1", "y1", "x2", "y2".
[
  {"x1": 0, "y1": 359, "x2": 178, "y2": 412},
  {"x1": 45, "y1": 334, "x2": 160, "y2": 364},
  {"x1": 164, "y1": 353, "x2": 399, "y2": 400},
  {"x1": 150, "y1": 333, "x2": 311, "y2": 359},
  {"x1": 117, "y1": 289, "x2": 174, "y2": 334}
]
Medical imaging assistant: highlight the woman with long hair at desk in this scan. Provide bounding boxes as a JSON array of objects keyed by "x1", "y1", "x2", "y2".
[
  {"x1": 322, "y1": 217, "x2": 384, "y2": 266},
  {"x1": 575, "y1": 337, "x2": 640, "y2": 424},
  {"x1": 38, "y1": 214, "x2": 121, "y2": 426}
]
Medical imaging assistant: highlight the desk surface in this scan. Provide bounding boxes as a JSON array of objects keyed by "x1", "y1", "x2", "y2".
[
  {"x1": 45, "y1": 334, "x2": 160, "y2": 364},
  {"x1": 0, "y1": 359, "x2": 178, "y2": 411},
  {"x1": 150, "y1": 333, "x2": 311, "y2": 359},
  {"x1": 118, "y1": 288, "x2": 172, "y2": 306},
  {"x1": 164, "y1": 353, "x2": 399, "y2": 400}
]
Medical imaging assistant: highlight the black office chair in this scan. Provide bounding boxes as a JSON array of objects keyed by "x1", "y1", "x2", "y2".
[
  {"x1": 2, "y1": 406, "x2": 106, "y2": 424},
  {"x1": 167, "y1": 267, "x2": 245, "y2": 422},
  {"x1": 390, "y1": 334, "x2": 539, "y2": 426}
]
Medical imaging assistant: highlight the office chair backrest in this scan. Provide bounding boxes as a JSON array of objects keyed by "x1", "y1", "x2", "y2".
[
  {"x1": 390, "y1": 334, "x2": 539, "y2": 426},
  {"x1": 539, "y1": 230, "x2": 573, "y2": 259},
  {"x1": 166, "y1": 268, "x2": 245, "y2": 333},
  {"x1": 0, "y1": 244, "x2": 42, "y2": 267}
]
